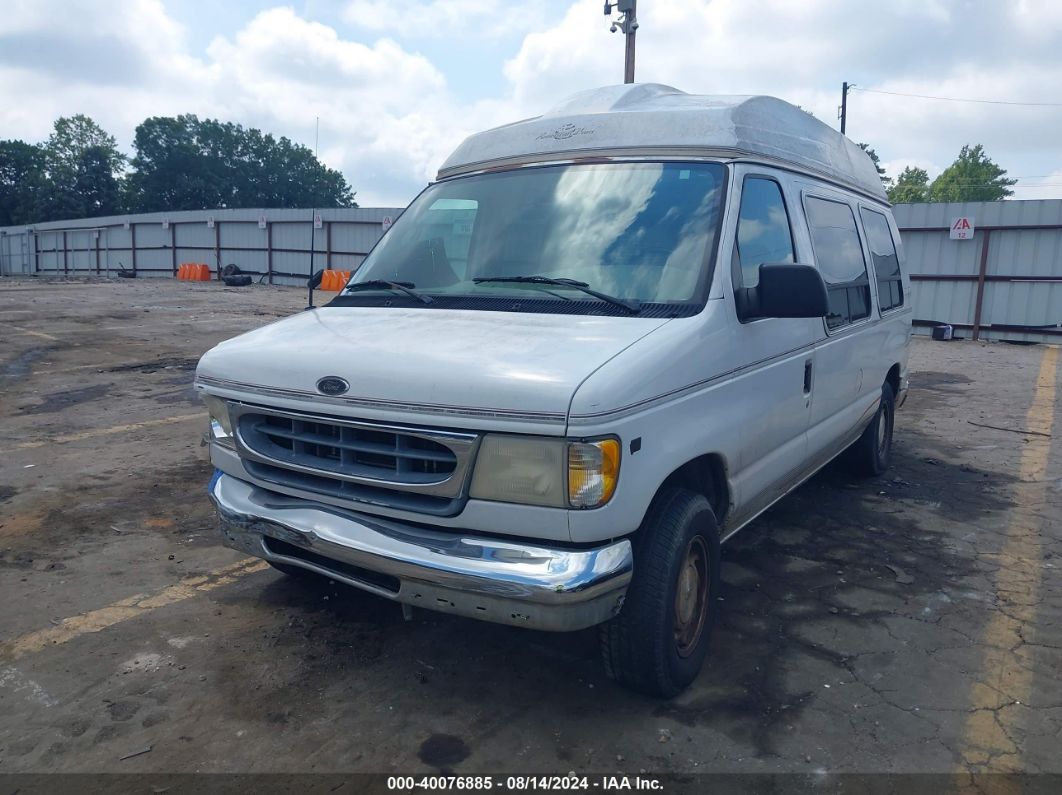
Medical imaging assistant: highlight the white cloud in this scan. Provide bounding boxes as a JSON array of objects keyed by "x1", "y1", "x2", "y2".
[
  {"x1": 501, "y1": 0, "x2": 1062, "y2": 195},
  {"x1": 1012, "y1": 169, "x2": 1062, "y2": 200},
  {"x1": 2, "y1": 0, "x2": 1062, "y2": 205},
  {"x1": 0, "y1": 2, "x2": 469, "y2": 204},
  {"x1": 342, "y1": 0, "x2": 535, "y2": 38}
]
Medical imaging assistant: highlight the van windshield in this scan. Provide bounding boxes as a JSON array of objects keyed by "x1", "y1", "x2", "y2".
[{"x1": 333, "y1": 162, "x2": 727, "y2": 315}]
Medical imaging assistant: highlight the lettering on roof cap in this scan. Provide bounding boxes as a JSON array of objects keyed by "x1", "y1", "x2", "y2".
[{"x1": 536, "y1": 123, "x2": 594, "y2": 142}]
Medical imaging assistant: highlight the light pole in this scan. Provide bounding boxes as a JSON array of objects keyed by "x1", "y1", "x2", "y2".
[
  {"x1": 838, "y1": 81, "x2": 854, "y2": 135},
  {"x1": 604, "y1": 1, "x2": 638, "y2": 84}
]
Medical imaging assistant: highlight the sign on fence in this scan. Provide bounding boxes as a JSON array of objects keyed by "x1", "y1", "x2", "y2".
[{"x1": 950, "y1": 217, "x2": 975, "y2": 240}]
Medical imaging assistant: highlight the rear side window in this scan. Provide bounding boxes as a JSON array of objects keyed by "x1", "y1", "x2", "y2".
[
  {"x1": 732, "y1": 177, "x2": 795, "y2": 289},
  {"x1": 804, "y1": 196, "x2": 870, "y2": 330},
  {"x1": 860, "y1": 208, "x2": 904, "y2": 312}
]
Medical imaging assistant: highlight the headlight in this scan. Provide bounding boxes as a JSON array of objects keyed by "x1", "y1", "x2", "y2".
[
  {"x1": 568, "y1": 438, "x2": 621, "y2": 508},
  {"x1": 201, "y1": 394, "x2": 233, "y2": 444},
  {"x1": 470, "y1": 435, "x2": 567, "y2": 507},
  {"x1": 469, "y1": 434, "x2": 621, "y2": 509}
]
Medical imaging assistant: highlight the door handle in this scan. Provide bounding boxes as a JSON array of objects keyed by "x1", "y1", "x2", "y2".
[{"x1": 803, "y1": 359, "x2": 813, "y2": 394}]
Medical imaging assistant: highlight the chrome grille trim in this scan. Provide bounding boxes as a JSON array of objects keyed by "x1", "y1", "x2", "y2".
[
  {"x1": 229, "y1": 402, "x2": 480, "y2": 500},
  {"x1": 194, "y1": 375, "x2": 566, "y2": 424}
]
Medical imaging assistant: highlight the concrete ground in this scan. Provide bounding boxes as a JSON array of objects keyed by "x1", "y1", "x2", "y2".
[{"x1": 0, "y1": 278, "x2": 1060, "y2": 780}]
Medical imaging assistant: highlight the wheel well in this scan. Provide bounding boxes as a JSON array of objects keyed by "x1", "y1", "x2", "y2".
[
  {"x1": 885, "y1": 363, "x2": 901, "y2": 396},
  {"x1": 657, "y1": 453, "x2": 730, "y2": 525}
]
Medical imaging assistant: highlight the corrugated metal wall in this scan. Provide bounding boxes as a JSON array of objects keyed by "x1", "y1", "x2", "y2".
[
  {"x1": 4, "y1": 199, "x2": 1060, "y2": 344},
  {"x1": 0, "y1": 207, "x2": 402, "y2": 286},
  {"x1": 894, "y1": 199, "x2": 1062, "y2": 344}
]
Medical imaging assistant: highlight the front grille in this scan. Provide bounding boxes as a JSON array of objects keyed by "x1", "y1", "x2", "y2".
[
  {"x1": 241, "y1": 413, "x2": 457, "y2": 484},
  {"x1": 230, "y1": 405, "x2": 477, "y2": 517},
  {"x1": 242, "y1": 460, "x2": 459, "y2": 515}
]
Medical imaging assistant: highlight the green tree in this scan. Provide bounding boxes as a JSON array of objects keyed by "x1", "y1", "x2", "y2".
[
  {"x1": 857, "y1": 143, "x2": 891, "y2": 187},
  {"x1": 928, "y1": 144, "x2": 1016, "y2": 203},
  {"x1": 74, "y1": 145, "x2": 123, "y2": 217},
  {"x1": 0, "y1": 140, "x2": 47, "y2": 225},
  {"x1": 126, "y1": 115, "x2": 356, "y2": 212},
  {"x1": 41, "y1": 115, "x2": 126, "y2": 220},
  {"x1": 887, "y1": 166, "x2": 930, "y2": 204}
]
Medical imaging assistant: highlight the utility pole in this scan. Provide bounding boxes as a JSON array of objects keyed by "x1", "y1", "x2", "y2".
[
  {"x1": 839, "y1": 81, "x2": 852, "y2": 135},
  {"x1": 605, "y1": 1, "x2": 639, "y2": 84},
  {"x1": 309, "y1": 115, "x2": 320, "y2": 273}
]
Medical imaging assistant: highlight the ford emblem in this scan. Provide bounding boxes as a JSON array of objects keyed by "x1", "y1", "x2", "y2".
[{"x1": 316, "y1": 376, "x2": 350, "y2": 396}]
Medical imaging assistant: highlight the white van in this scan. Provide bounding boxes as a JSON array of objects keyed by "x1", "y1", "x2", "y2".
[{"x1": 197, "y1": 84, "x2": 911, "y2": 697}]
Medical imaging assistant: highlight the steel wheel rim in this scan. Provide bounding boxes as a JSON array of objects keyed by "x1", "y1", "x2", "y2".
[
  {"x1": 878, "y1": 400, "x2": 892, "y2": 457},
  {"x1": 674, "y1": 536, "x2": 710, "y2": 658}
]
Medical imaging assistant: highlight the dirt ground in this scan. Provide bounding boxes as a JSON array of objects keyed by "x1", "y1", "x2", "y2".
[{"x1": 0, "y1": 277, "x2": 1060, "y2": 785}]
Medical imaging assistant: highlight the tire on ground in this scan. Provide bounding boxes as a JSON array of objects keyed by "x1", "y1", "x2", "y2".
[
  {"x1": 846, "y1": 381, "x2": 896, "y2": 476},
  {"x1": 601, "y1": 487, "x2": 721, "y2": 698}
]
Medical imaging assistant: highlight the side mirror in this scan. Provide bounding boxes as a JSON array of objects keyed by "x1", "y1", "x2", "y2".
[
  {"x1": 305, "y1": 269, "x2": 325, "y2": 311},
  {"x1": 738, "y1": 263, "x2": 828, "y2": 320}
]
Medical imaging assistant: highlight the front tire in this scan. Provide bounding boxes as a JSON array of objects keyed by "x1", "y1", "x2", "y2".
[
  {"x1": 848, "y1": 381, "x2": 895, "y2": 476},
  {"x1": 601, "y1": 488, "x2": 721, "y2": 698}
]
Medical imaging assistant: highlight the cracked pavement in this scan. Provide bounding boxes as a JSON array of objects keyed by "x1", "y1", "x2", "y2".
[{"x1": 0, "y1": 279, "x2": 1059, "y2": 776}]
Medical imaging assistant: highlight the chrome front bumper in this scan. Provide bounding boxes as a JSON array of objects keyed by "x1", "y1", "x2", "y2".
[{"x1": 210, "y1": 474, "x2": 633, "y2": 631}]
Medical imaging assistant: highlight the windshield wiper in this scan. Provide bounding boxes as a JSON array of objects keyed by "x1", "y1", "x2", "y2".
[
  {"x1": 344, "y1": 279, "x2": 433, "y2": 305},
  {"x1": 472, "y1": 275, "x2": 641, "y2": 314}
]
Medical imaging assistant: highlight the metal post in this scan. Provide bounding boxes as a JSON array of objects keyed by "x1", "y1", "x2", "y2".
[
  {"x1": 62, "y1": 231, "x2": 68, "y2": 274},
  {"x1": 624, "y1": 0, "x2": 637, "y2": 83},
  {"x1": 214, "y1": 220, "x2": 221, "y2": 280},
  {"x1": 170, "y1": 222, "x2": 177, "y2": 276},
  {"x1": 130, "y1": 223, "x2": 137, "y2": 275},
  {"x1": 325, "y1": 220, "x2": 332, "y2": 270},
  {"x1": 31, "y1": 229, "x2": 38, "y2": 274},
  {"x1": 266, "y1": 221, "x2": 273, "y2": 285},
  {"x1": 95, "y1": 230, "x2": 100, "y2": 274},
  {"x1": 971, "y1": 229, "x2": 992, "y2": 341},
  {"x1": 840, "y1": 81, "x2": 849, "y2": 135}
]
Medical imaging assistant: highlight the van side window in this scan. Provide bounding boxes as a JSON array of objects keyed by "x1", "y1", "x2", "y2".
[
  {"x1": 860, "y1": 207, "x2": 904, "y2": 312},
  {"x1": 804, "y1": 196, "x2": 870, "y2": 330},
  {"x1": 732, "y1": 177, "x2": 794, "y2": 289}
]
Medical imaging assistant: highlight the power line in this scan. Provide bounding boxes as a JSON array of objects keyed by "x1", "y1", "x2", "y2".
[
  {"x1": 851, "y1": 86, "x2": 1062, "y2": 108},
  {"x1": 890, "y1": 181, "x2": 1062, "y2": 188}
]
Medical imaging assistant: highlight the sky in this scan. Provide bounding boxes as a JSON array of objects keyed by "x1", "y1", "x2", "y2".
[{"x1": 2, "y1": 0, "x2": 1062, "y2": 207}]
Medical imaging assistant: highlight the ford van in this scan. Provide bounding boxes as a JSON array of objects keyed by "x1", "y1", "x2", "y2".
[{"x1": 197, "y1": 83, "x2": 912, "y2": 696}]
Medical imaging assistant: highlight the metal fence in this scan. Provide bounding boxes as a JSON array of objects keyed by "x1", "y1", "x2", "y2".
[
  {"x1": 4, "y1": 200, "x2": 1061, "y2": 344},
  {"x1": 894, "y1": 199, "x2": 1062, "y2": 344},
  {"x1": 0, "y1": 207, "x2": 402, "y2": 286}
]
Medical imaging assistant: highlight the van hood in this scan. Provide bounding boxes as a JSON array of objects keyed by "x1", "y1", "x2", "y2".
[{"x1": 196, "y1": 307, "x2": 669, "y2": 423}]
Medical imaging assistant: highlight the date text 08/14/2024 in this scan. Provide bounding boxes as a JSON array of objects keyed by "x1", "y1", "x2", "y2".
[{"x1": 386, "y1": 776, "x2": 664, "y2": 791}]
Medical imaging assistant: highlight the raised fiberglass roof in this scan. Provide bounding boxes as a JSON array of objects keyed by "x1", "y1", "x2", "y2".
[{"x1": 438, "y1": 83, "x2": 887, "y2": 201}]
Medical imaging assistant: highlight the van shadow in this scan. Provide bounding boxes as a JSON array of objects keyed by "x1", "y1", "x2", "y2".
[
  {"x1": 653, "y1": 424, "x2": 1016, "y2": 756},
  {"x1": 207, "y1": 424, "x2": 1015, "y2": 766}
]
